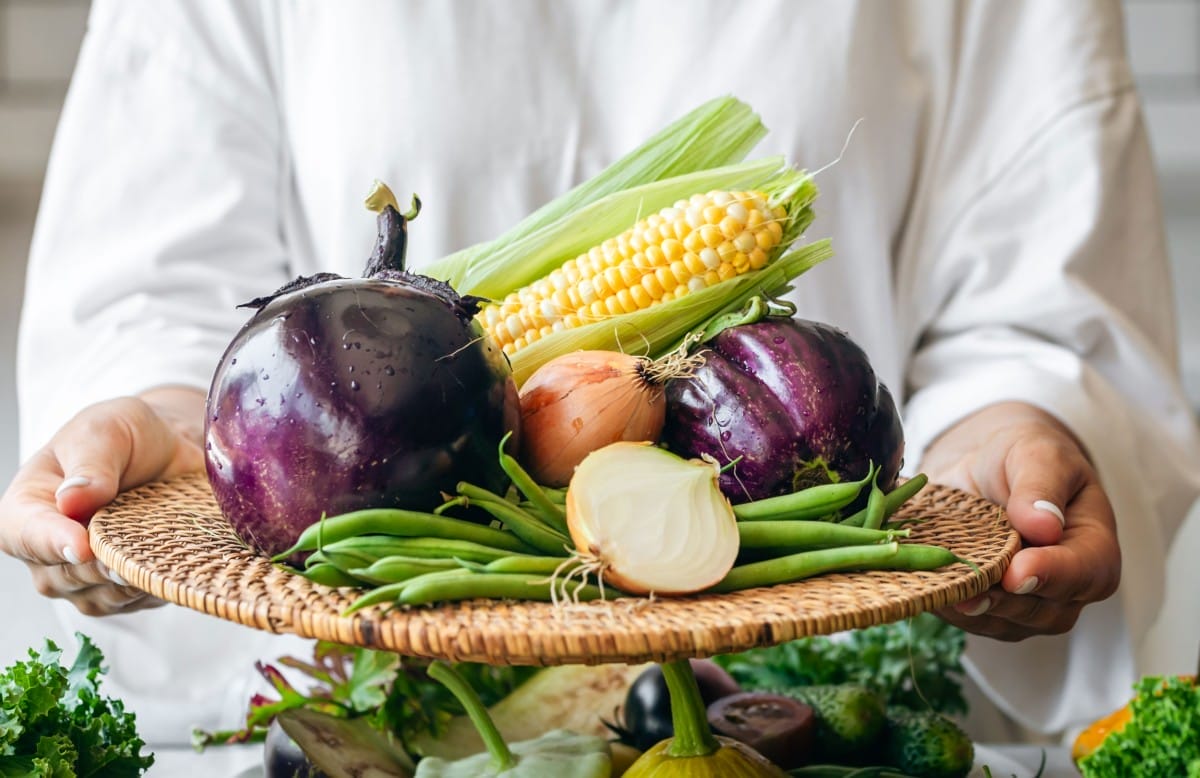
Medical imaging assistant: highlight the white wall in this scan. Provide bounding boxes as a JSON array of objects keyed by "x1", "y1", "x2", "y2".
[{"x1": 1, "y1": 0, "x2": 1198, "y2": 681}]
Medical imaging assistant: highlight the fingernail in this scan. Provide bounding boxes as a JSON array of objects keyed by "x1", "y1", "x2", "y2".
[
  {"x1": 55, "y1": 476, "x2": 91, "y2": 498},
  {"x1": 108, "y1": 569, "x2": 128, "y2": 587},
  {"x1": 1033, "y1": 499, "x2": 1065, "y2": 527},
  {"x1": 61, "y1": 546, "x2": 82, "y2": 565},
  {"x1": 959, "y1": 596, "x2": 991, "y2": 617},
  {"x1": 1014, "y1": 576, "x2": 1040, "y2": 595}
]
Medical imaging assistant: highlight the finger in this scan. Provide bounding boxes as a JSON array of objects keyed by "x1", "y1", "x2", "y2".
[
  {"x1": 50, "y1": 409, "x2": 137, "y2": 523},
  {"x1": 974, "y1": 591, "x2": 1082, "y2": 636},
  {"x1": 1002, "y1": 539, "x2": 1121, "y2": 606},
  {"x1": 65, "y1": 585, "x2": 157, "y2": 618},
  {"x1": 28, "y1": 559, "x2": 115, "y2": 595},
  {"x1": 1, "y1": 452, "x2": 96, "y2": 566},
  {"x1": 1001, "y1": 434, "x2": 1092, "y2": 547}
]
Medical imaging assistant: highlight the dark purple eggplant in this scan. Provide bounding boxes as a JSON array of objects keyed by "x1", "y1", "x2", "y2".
[
  {"x1": 663, "y1": 315, "x2": 903, "y2": 505},
  {"x1": 205, "y1": 187, "x2": 520, "y2": 557}
]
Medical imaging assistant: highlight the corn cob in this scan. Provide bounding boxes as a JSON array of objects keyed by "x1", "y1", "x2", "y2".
[{"x1": 480, "y1": 190, "x2": 786, "y2": 355}]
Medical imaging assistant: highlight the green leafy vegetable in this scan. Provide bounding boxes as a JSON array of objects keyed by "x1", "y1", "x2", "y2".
[
  {"x1": 1078, "y1": 675, "x2": 1200, "y2": 778},
  {"x1": 714, "y1": 614, "x2": 968, "y2": 716},
  {"x1": 0, "y1": 632, "x2": 153, "y2": 777}
]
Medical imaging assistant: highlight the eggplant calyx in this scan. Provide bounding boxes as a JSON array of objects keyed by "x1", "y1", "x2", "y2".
[
  {"x1": 238, "y1": 272, "x2": 346, "y2": 310},
  {"x1": 369, "y1": 269, "x2": 487, "y2": 321},
  {"x1": 688, "y1": 294, "x2": 799, "y2": 346}
]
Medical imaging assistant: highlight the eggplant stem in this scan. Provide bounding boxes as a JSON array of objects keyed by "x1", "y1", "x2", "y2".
[{"x1": 426, "y1": 662, "x2": 517, "y2": 771}]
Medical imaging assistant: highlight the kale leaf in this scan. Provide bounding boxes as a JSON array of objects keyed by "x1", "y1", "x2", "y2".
[
  {"x1": 712, "y1": 612, "x2": 969, "y2": 715},
  {"x1": 1078, "y1": 675, "x2": 1200, "y2": 778},
  {"x1": 0, "y1": 633, "x2": 153, "y2": 777}
]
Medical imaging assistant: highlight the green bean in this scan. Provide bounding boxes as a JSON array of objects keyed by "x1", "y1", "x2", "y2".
[
  {"x1": 861, "y1": 473, "x2": 887, "y2": 531},
  {"x1": 324, "y1": 535, "x2": 534, "y2": 565},
  {"x1": 300, "y1": 562, "x2": 364, "y2": 588},
  {"x1": 733, "y1": 466, "x2": 876, "y2": 522},
  {"x1": 710, "y1": 541, "x2": 962, "y2": 593},
  {"x1": 840, "y1": 473, "x2": 929, "y2": 527},
  {"x1": 496, "y1": 432, "x2": 570, "y2": 535},
  {"x1": 542, "y1": 487, "x2": 567, "y2": 505},
  {"x1": 342, "y1": 580, "x2": 413, "y2": 615},
  {"x1": 483, "y1": 555, "x2": 578, "y2": 575},
  {"x1": 273, "y1": 508, "x2": 534, "y2": 560},
  {"x1": 397, "y1": 571, "x2": 608, "y2": 606},
  {"x1": 456, "y1": 483, "x2": 572, "y2": 556},
  {"x1": 347, "y1": 555, "x2": 460, "y2": 585},
  {"x1": 736, "y1": 520, "x2": 909, "y2": 551}
]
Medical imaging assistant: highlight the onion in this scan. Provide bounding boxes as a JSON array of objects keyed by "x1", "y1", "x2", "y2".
[
  {"x1": 565, "y1": 441, "x2": 739, "y2": 596},
  {"x1": 519, "y1": 348, "x2": 703, "y2": 487}
]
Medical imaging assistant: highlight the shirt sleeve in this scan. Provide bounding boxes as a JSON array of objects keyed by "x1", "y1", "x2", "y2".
[
  {"x1": 16, "y1": 0, "x2": 290, "y2": 460},
  {"x1": 897, "y1": 5, "x2": 1200, "y2": 734}
]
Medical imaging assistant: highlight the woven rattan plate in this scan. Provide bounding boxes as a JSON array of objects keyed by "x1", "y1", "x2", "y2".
[{"x1": 89, "y1": 472, "x2": 1018, "y2": 666}]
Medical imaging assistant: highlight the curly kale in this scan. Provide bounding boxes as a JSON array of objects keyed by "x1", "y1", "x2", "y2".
[
  {"x1": 0, "y1": 633, "x2": 153, "y2": 777},
  {"x1": 1079, "y1": 675, "x2": 1200, "y2": 778}
]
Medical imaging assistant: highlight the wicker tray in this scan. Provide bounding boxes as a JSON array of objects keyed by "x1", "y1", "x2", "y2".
[{"x1": 89, "y1": 472, "x2": 1018, "y2": 666}]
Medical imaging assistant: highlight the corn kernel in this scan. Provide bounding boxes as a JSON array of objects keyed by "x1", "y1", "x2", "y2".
[
  {"x1": 615, "y1": 288, "x2": 637, "y2": 314},
  {"x1": 502, "y1": 343, "x2": 516, "y2": 355},
  {"x1": 748, "y1": 247, "x2": 769, "y2": 269},
  {"x1": 656, "y1": 266, "x2": 678, "y2": 292},
  {"x1": 717, "y1": 241, "x2": 736, "y2": 261},
  {"x1": 602, "y1": 240, "x2": 620, "y2": 266},
  {"x1": 672, "y1": 220, "x2": 690, "y2": 241},
  {"x1": 525, "y1": 328, "x2": 541, "y2": 344},
  {"x1": 629, "y1": 232, "x2": 647, "y2": 253},
  {"x1": 746, "y1": 209, "x2": 765, "y2": 229},
  {"x1": 644, "y1": 245, "x2": 667, "y2": 267},
  {"x1": 563, "y1": 313, "x2": 582, "y2": 329},
  {"x1": 704, "y1": 269, "x2": 721, "y2": 287},
  {"x1": 589, "y1": 300, "x2": 608, "y2": 321},
  {"x1": 591, "y1": 274, "x2": 610, "y2": 299},
  {"x1": 699, "y1": 224, "x2": 723, "y2": 248},
  {"x1": 756, "y1": 229, "x2": 776, "y2": 251},
  {"x1": 619, "y1": 262, "x2": 640, "y2": 288},
  {"x1": 629, "y1": 283, "x2": 652, "y2": 309},
  {"x1": 767, "y1": 220, "x2": 784, "y2": 244},
  {"x1": 540, "y1": 325, "x2": 554, "y2": 337},
  {"x1": 682, "y1": 252, "x2": 706, "y2": 276},
  {"x1": 734, "y1": 231, "x2": 757, "y2": 253},
  {"x1": 703, "y1": 205, "x2": 726, "y2": 225},
  {"x1": 551, "y1": 289, "x2": 572, "y2": 314},
  {"x1": 604, "y1": 266, "x2": 625, "y2": 292},
  {"x1": 540, "y1": 299, "x2": 560, "y2": 321},
  {"x1": 646, "y1": 213, "x2": 663, "y2": 229},
  {"x1": 717, "y1": 262, "x2": 737, "y2": 281},
  {"x1": 512, "y1": 336, "x2": 528, "y2": 352},
  {"x1": 699, "y1": 247, "x2": 721, "y2": 269},
  {"x1": 720, "y1": 215, "x2": 746, "y2": 239},
  {"x1": 505, "y1": 314, "x2": 524, "y2": 341},
  {"x1": 712, "y1": 191, "x2": 733, "y2": 206},
  {"x1": 732, "y1": 251, "x2": 750, "y2": 272},
  {"x1": 669, "y1": 260, "x2": 690, "y2": 285},
  {"x1": 688, "y1": 276, "x2": 708, "y2": 293},
  {"x1": 642, "y1": 274, "x2": 665, "y2": 300},
  {"x1": 683, "y1": 231, "x2": 706, "y2": 253},
  {"x1": 604, "y1": 296, "x2": 624, "y2": 317},
  {"x1": 566, "y1": 287, "x2": 583, "y2": 310},
  {"x1": 578, "y1": 278, "x2": 597, "y2": 305}
]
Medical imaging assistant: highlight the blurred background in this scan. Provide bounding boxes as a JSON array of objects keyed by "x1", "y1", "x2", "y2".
[{"x1": 2, "y1": 0, "x2": 1198, "y2": 676}]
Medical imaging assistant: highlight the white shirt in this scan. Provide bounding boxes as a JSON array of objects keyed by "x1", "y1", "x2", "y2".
[{"x1": 18, "y1": 0, "x2": 1200, "y2": 750}]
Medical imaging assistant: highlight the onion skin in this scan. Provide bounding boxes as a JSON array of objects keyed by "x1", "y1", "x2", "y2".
[
  {"x1": 663, "y1": 318, "x2": 903, "y2": 505},
  {"x1": 518, "y1": 351, "x2": 666, "y2": 487},
  {"x1": 205, "y1": 278, "x2": 519, "y2": 557}
]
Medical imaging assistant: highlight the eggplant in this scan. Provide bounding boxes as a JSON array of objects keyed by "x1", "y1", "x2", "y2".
[
  {"x1": 663, "y1": 316, "x2": 903, "y2": 505},
  {"x1": 609, "y1": 659, "x2": 741, "y2": 751},
  {"x1": 205, "y1": 187, "x2": 520, "y2": 557}
]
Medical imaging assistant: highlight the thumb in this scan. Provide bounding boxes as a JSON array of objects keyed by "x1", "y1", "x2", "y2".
[
  {"x1": 1002, "y1": 440, "x2": 1087, "y2": 548},
  {"x1": 52, "y1": 397, "x2": 187, "y2": 523}
]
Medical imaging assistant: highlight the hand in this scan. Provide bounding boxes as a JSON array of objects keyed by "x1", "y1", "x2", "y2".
[
  {"x1": 919, "y1": 402, "x2": 1121, "y2": 641},
  {"x1": 0, "y1": 387, "x2": 206, "y2": 616}
]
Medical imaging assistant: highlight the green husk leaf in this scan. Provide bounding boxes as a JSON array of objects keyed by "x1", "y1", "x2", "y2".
[
  {"x1": 430, "y1": 156, "x2": 796, "y2": 299},
  {"x1": 424, "y1": 96, "x2": 767, "y2": 291}
]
